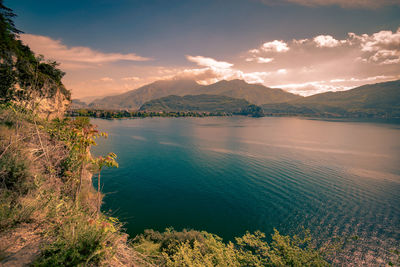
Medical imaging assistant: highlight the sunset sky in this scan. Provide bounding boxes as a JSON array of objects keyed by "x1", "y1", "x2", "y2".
[{"x1": 8, "y1": 0, "x2": 400, "y2": 100}]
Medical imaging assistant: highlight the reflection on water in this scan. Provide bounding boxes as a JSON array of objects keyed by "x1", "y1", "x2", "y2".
[{"x1": 92, "y1": 117, "x2": 400, "y2": 265}]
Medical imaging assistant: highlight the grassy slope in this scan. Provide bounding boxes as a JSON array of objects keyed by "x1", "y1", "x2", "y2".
[
  {"x1": 0, "y1": 106, "x2": 139, "y2": 266},
  {"x1": 139, "y1": 94, "x2": 253, "y2": 113}
]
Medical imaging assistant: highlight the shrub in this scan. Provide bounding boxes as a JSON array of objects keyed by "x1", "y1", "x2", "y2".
[
  {"x1": 0, "y1": 191, "x2": 35, "y2": 231},
  {"x1": 0, "y1": 149, "x2": 31, "y2": 193},
  {"x1": 133, "y1": 228, "x2": 330, "y2": 267},
  {"x1": 33, "y1": 210, "x2": 118, "y2": 266}
]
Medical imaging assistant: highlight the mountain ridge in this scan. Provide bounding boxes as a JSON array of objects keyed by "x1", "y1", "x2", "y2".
[
  {"x1": 89, "y1": 79, "x2": 301, "y2": 109},
  {"x1": 262, "y1": 79, "x2": 400, "y2": 117},
  {"x1": 139, "y1": 94, "x2": 263, "y2": 116}
]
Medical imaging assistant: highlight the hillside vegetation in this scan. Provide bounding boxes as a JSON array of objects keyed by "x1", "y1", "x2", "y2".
[
  {"x1": 139, "y1": 94, "x2": 264, "y2": 116},
  {"x1": 0, "y1": 2, "x2": 70, "y2": 118}
]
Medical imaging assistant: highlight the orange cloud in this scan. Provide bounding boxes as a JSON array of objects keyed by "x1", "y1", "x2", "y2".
[{"x1": 19, "y1": 34, "x2": 151, "y2": 69}]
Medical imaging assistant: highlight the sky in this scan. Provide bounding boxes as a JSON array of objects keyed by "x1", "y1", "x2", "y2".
[{"x1": 7, "y1": 0, "x2": 400, "y2": 100}]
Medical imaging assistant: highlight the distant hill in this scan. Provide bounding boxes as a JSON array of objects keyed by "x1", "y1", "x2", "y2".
[
  {"x1": 89, "y1": 79, "x2": 301, "y2": 110},
  {"x1": 88, "y1": 79, "x2": 399, "y2": 118},
  {"x1": 89, "y1": 79, "x2": 202, "y2": 109},
  {"x1": 139, "y1": 94, "x2": 263, "y2": 115},
  {"x1": 71, "y1": 99, "x2": 88, "y2": 109},
  {"x1": 262, "y1": 80, "x2": 400, "y2": 117},
  {"x1": 198, "y1": 79, "x2": 301, "y2": 105}
]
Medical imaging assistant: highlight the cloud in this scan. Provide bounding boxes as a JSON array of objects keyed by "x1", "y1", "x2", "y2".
[
  {"x1": 100, "y1": 77, "x2": 113, "y2": 82},
  {"x1": 241, "y1": 27, "x2": 400, "y2": 95},
  {"x1": 256, "y1": 0, "x2": 400, "y2": 9},
  {"x1": 356, "y1": 28, "x2": 400, "y2": 64},
  {"x1": 179, "y1": 55, "x2": 275, "y2": 85},
  {"x1": 245, "y1": 57, "x2": 274, "y2": 63},
  {"x1": 19, "y1": 34, "x2": 150, "y2": 69},
  {"x1": 122, "y1": 76, "x2": 140, "y2": 81},
  {"x1": 277, "y1": 69, "x2": 287, "y2": 74},
  {"x1": 245, "y1": 40, "x2": 288, "y2": 64},
  {"x1": 313, "y1": 35, "x2": 340, "y2": 47},
  {"x1": 257, "y1": 57, "x2": 274, "y2": 63},
  {"x1": 261, "y1": 40, "x2": 289, "y2": 52},
  {"x1": 272, "y1": 75, "x2": 399, "y2": 95},
  {"x1": 186, "y1": 55, "x2": 233, "y2": 68},
  {"x1": 32, "y1": 27, "x2": 398, "y2": 99}
]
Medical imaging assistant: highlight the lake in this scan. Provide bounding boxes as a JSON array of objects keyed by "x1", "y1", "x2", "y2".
[{"x1": 91, "y1": 117, "x2": 400, "y2": 265}]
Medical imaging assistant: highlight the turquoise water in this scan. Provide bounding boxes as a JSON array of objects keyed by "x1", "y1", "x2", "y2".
[{"x1": 91, "y1": 117, "x2": 400, "y2": 264}]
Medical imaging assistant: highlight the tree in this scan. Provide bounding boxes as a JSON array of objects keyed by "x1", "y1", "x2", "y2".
[
  {"x1": 70, "y1": 118, "x2": 101, "y2": 203},
  {"x1": 0, "y1": 0, "x2": 20, "y2": 102},
  {"x1": 91, "y1": 152, "x2": 118, "y2": 215}
]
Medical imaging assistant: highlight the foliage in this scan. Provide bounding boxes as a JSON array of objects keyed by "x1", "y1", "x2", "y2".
[
  {"x1": 238, "y1": 104, "x2": 264, "y2": 117},
  {"x1": 91, "y1": 152, "x2": 118, "y2": 214},
  {"x1": 0, "y1": 0, "x2": 70, "y2": 105},
  {"x1": 68, "y1": 108, "x2": 231, "y2": 118},
  {"x1": 0, "y1": 145, "x2": 31, "y2": 193},
  {"x1": 0, "y1": 190, "x2": 35, "y2": 230},
  {"x1": 139, "y1": 94, "x2": 259, "y2": 115},
  {"x1": 235, "y1": 229, "x2": 328, "y2": 266},
  {"x1": 33, "y1": 203, "x2": 120, "y2": 267},
  {"x1": 132, "y1": 228, "x2": 330, "y2": 266},
  {"x1": 0, "y1": 103, "x2": 128, "y2": 265}
]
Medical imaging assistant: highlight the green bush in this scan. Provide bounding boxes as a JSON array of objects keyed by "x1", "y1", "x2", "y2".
[
  {"x1": 133, "y1": 228, "x2": 330, "y2": 267},
  {"x1": 0, "y1": 191, "x2": 35, "y2": 231},
  {"x1": 0, "y1": 149, "x2": 31, "y2": 193},
  {"x1": 33, "y1": 212, "x2": 115, "y2": 266}
]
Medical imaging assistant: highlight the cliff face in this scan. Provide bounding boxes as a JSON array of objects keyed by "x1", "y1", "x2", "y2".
[
  {"x1": 1, "y1": 8, "x2": 70, "y2": 117},
  {"x1": 34, "y1": 90, "x2": 70, "y2": 120}
]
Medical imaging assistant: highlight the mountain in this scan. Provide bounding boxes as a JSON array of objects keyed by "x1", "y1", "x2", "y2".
[
  {"x1": 71, "y1": 99, "x2": 88, "y2": 109},
  {"x1": 139, "y1": 94, "x2": 263, "y2": 115},
  {"x1": 262, "y1": 80, "x2": 400, "y2": 117},
  {"x1": 198, "y1": 79, "x2": 301, "y2": 105},
  {"x1": 90, "y1": 79, "x2": 202, "y2": 109},
  {"x1": 89, "y1": 79, "x2": 301, "y2": 110}
]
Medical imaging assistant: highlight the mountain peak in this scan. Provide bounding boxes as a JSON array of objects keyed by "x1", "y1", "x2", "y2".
[{"x1": 90, "y1": 77, "x2": 300, "y2": 109}]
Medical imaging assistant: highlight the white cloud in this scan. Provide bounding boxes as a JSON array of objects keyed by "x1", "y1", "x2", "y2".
[
  {"x1": 248, "y1": 49, "x2": 260, "y2": 54},
  {"x1": 276, "y1": 69, "x2": 287, "y2": 74},
  {"x1": 19, "y1": 34, "x2": 150, "y2": 69},
  {"x1": 181, "y1": 55, "x2": 273, "y2": 85},
  {"x1": 186, "y1": 55, "x2": 233, "y2": 69},
  {"x1": 271, "y1": 75, "x2": 399, "y2": 96},
  {"x1": 261, "y1": 40, "x2": 289, "y2": 52},
  {"x1": 272, "y1": 81, "x2": 353, "y2": 96},
  {"x1": 257, "y1": 57, "x2": 274, "y2": 63},
  {"x1": 313, "y1": 35, "x2": 340, "y2": 47},
  {"x1": 356, "y1": 28, "x2": 400, "y2": 65},
  {"x1": 242, "y1": 72, "x2": 271, "y2": 83},
  {"x1": 241, "y1": 27, "x2": 400, "y2": 95},
  {"x1": 245, "y1": 57, "x2": 274, "y2": 63}
]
